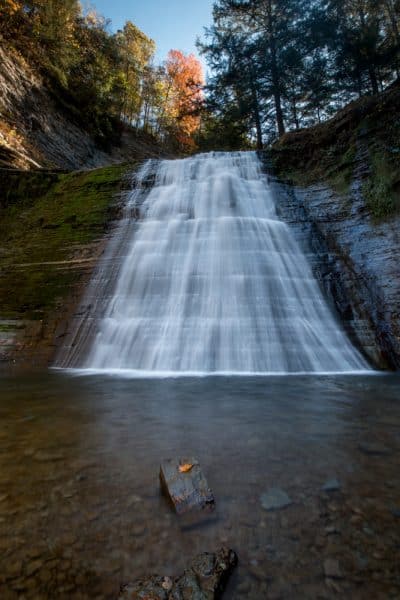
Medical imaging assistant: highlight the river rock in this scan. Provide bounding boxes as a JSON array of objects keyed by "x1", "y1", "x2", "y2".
[
  {"x1": 323, "y1": 558, "x2": 342, "y2": 579},
  {"x1": 322, "y1": 479, "x2": 341, "y2": 492},
  {"x1": 358, "y1": 442, "x2": 392, "y2": 456},
  {"x1": 159, "y1": 458, "x2": 215, "y2": 515},
  {"x1": 118, "y1": 547, "x2": 238, "y2": 600},
  {"x1": 260, "y1": 488, "x2": 292, "y2": 511},
  {"x1": 119, "y1": 575, "x2": 170, "y2": 599}
]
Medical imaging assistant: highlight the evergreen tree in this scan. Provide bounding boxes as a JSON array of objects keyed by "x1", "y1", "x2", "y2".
[{"x1": 199, "y1": 0, "x2": 400, "y2": 144}]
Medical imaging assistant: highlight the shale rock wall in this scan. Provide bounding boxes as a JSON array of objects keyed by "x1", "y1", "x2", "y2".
[
  {"x1": 0, "y1": 43, "x2": 114, "y2": 170},
  {"x1": 266, "y1": 155, "x2": 400, "y2": 370},
  {"x1": 0, "y1": 164, "x2": 133, "y2": 369},
  {"x1": 267, "y1": 84, "x2": 400, "y2": 370}
]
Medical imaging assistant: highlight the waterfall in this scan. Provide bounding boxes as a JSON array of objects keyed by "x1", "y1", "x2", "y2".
[{"x1": 58, "y1": 152, "x2": 369, "y2": 374}]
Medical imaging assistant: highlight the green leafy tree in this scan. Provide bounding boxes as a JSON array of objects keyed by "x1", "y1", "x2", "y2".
[{"x1": 115, "y1": 22, "x2": 156, "y2": 124}]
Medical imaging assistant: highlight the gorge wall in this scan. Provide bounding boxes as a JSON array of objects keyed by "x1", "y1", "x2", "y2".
[
  {"x1": 0, "y1": 42, "x2": 110, "y2": 170},
  {"x1": 0, "y1": 164, "x2": 133, "y2": 368},
  {"x1": 0, "y1": 40, "x2": 171, "y2": 368},
  {"x1": 267, "y1": 83, "x2": 400, "y2": 369}
]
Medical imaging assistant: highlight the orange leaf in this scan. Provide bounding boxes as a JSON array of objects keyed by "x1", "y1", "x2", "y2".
[{"x1": 179, "y1": 463, "x2": 193, "y2": 473}]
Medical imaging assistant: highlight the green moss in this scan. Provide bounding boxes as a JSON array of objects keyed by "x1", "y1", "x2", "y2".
[
  {"x1": 0, "y1": 163, "x2": 131, "y2": 320},
  {"x1": 363, "y1": 151, "x2": 400, "y2": 219},
  {"x1": 0, "y1": 170, "x2": 61, "y2": 209},
  {"x1": 270, "y1": 85, "x2": 400, "y2": 225},
  {"x1": 0, "y1": 322, "x2": 25, "y2": 332},
  {"x1": 271, "y1": 140, "x2": 356, "y2": 197},
  {"x1": 327, "y1": 144, "x2": 357, "y2": 195}
]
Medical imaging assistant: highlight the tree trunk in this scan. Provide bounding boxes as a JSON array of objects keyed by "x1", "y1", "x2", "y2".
[
  {"x1": 384, "y1": 0, "x2": 400, "y2": 79},
  {"x1": 266, "y1": 0, "x2": 285, "y2": 136},
  {"x1": 356, "y1": 0, "x2": 379, "y2": 95},
  {"x1": 271, "y1": 65, "x2": 285, "y2": 136},
  {"x1": 291, "y1": 91, "x2": 299, "y2": 130},
  {"x1": 356, "y1": 68, "x2": 363, "y2": 98},
  {"x1": 368, "y1": 64, "x2": 379, "y2": 95},
  {"x1": 249, "y1": 69, "x2": 263, "y2": 149}
]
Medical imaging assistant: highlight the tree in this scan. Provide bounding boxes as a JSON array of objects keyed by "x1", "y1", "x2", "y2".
[
  {"x1": 327, "y1": 0, "x2": 392, "y2": 96},
  {"x1": 199, "y1": 7, "x2": 266, "y2": 148},
  {"x1": 200, "y1": 0, "x2": 310, "y2": 140},
  {"x1": 115, "y1": 22, "x2": 155, "y2": 124},
  {"x1": 218, "y1": 0, "x2": 306, "y2": 136},
  {"x1": 199, "y1": 0, "x2": 400, "y2": 146},
  {"x1": 162, "y1": 50, "x2": 204, "y2": 149}
]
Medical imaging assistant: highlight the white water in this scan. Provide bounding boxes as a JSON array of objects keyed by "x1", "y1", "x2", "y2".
[{"x1": 61, "y1": 152, "x2": 369, "y2": 374}]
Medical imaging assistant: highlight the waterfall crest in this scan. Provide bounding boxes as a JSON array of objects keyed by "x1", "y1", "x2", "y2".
[{"x1": 58, "y1": 152, "x2": 369, "y2": 374}]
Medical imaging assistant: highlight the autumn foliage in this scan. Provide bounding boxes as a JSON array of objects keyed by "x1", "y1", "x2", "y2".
[
  {"x1": 0, "y1": 2, "x2": 204, "y2": 152},
  {"x1": 164, "y1": 50, "x2": 204, "y2": 149}
]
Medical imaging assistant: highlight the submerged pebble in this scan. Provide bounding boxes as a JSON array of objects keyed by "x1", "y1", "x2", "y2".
[
  {"x1": 260, "y1": 488, "x2": 292, "y2": 511},
  {"x1": 322, "y1": 478, "x2": 341, "y2": 492}
]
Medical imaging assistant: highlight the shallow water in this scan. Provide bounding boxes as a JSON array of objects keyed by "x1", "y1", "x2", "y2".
[{"x1": 1, "y1": 372, "x2": 400, "y2": 599}]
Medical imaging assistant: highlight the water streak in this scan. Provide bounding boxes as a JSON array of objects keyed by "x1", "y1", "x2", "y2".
[{"x1": 58, "y1": 152, "x2": 369, "y2": 374}]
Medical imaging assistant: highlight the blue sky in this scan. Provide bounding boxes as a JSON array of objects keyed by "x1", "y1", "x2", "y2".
[{"x1": 89, "y1": 0, "x2": 214, "y2": 69}]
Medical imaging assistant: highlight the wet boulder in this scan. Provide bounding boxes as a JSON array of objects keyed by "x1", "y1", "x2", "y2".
[
  {"x1": 118, "y1": 575, "x2": 171, "y2": 600},
  {"x1": 118, "y1": 547, "x2": 238, "y2": 600},
  {"x1": 260, "y1": 488, "x2": 292, "y2": 511}
]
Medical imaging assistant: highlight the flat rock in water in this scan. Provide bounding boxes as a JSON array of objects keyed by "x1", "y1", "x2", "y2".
[
  {"x1": 358, "y1": 442, "x2": 391, "y2": 456},
  {"x1": 260, "y1": 488, "x2": 292, "y2": 511},
  {"x1": 323, "y1": 558, "x2": 342, "y2": 579},
  {"x1": 118, "y1": 547, "x2": 238, "y2": 600},
  {"x1": 160, "y1": 458, "x2": 215, "y2": 515},
  {"x1": 322, "y1": 479, "x2": 341, "y2": 492}
]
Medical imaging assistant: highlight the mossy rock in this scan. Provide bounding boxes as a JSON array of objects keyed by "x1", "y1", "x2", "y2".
[
  {"x1": 0, "y1": 162, "x2": 132, "y2": 321},
  {"x1": 363, "y1": 150, "x2": 400, "y2": 219}
]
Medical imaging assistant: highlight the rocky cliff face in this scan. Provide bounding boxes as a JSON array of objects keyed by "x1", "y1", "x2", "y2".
[
  {"x1": 0, "y1": 43, "x2": 114, "y2": 170},
  {"x1": 0, "y1": 43, "x2": 169, "y2": 170},
  {"x1": 0, "y1": 164, "x2": 133, "y2": 369},
  {"x1": 270, "y1": 184, "x2": 399, "y2": 370},
  {"x1": 267, "y1": 84, "x2": 400, "y2": 370}
]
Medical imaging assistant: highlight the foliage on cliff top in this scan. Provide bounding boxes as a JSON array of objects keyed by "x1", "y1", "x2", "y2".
[
  {"x1": 198, "y1": 0, "x2": 400, "y2": 150},
  {"x1": 270, "y1": 81, "x2": 400, "y2": 219}
]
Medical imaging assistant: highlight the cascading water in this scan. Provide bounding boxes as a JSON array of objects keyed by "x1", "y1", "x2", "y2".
[{"x1": 58, "y1": 151, "x2": 369, "y2": 374}]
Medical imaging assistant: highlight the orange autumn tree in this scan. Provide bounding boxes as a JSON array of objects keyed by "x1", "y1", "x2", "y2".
[{"x1": 163, "y1": 50, "x2": 204, "y2": 150}]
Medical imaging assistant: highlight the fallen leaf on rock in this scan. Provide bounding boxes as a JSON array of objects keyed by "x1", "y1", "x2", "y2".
[{"x1": 179, "y1": 463, "x2": 193, "y2": 473}]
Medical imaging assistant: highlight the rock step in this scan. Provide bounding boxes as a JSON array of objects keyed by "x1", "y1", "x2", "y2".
[{"x1": 160, "y1": 458, "x2": 215, "y2": 515}]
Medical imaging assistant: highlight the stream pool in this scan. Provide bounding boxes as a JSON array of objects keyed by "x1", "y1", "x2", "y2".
[{"x1": 1, "y1": 372, "x2": 400, "y2": 599}]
